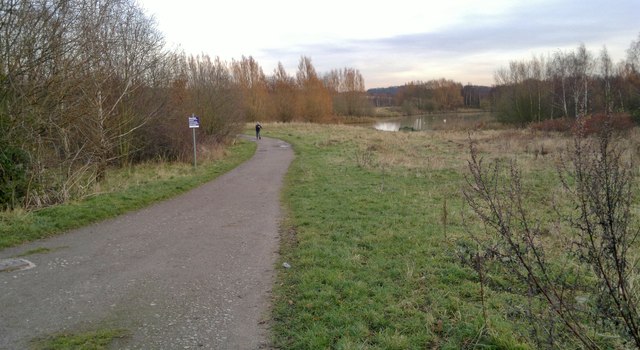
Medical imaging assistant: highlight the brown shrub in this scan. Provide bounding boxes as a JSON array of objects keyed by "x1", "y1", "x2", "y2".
[
  {"x1": 574, "y1": 113, "x2": 635, "y2": 136},
  {"x1": 530, "y1": 118, "x2": 573, "y2": 132},
  {"x1": 530, "y1": 114, "x2": 635, "y2": 135}
]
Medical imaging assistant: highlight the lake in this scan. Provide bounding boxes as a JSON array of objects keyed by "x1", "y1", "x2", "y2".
[{"x1": 373, "y1": 111, "x2": 494, "y2": 131}]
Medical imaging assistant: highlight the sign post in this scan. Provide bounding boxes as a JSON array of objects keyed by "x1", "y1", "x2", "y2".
[{"x1": 188, "y1": 114, "x2": 200, "y2": 167}]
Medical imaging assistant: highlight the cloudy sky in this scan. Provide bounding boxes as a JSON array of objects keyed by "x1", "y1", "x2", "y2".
[{"x1": 138, "y1": 0, "x2": 639, "y2": 89}]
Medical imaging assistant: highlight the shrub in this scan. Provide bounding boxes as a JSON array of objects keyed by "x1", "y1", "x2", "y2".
[
  {"x1": 631, "y1": 108, "x2": 640, "y2": 125},
  {"x1": 0, "y1": 146, "x2": 29, "y2": 209},
  {"x1": 575, "y1": 113, "x2": 635, "y2": 135},
  {"x1": 0, "y1": 144, "x2": 30, "y2": 209},
  {"x1": 530, "y1": 118, "x2": 573, "y2": 132},
  {"x1": 530, "y1": 114, "x2": 635, "y2": 135},
  {"x1": 463, "y1": 126, "x2": 640, "y2": 348}
]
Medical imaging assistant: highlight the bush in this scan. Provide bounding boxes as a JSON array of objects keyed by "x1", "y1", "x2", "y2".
[
  {"x1": 530, "y1": 114, "x2": 635, "y2": 135},
  {"x1": 576, "y1": 113, "x2": 635, "y2": 135},
  {"x1": 464, "y1": 127, "x2": 640, "y2": 348},
  {"x1": 0, "y1": 144, "x2": 30, "y2": 209},
  {"x1": 630, "y1": 108, "x2": 640, "y2": 125},
  {"x1": 530, "y1": 118, "x2": 573, "y2": 132}
]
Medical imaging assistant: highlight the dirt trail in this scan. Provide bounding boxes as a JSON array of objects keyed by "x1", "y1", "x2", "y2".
[{"x1": 0, "y1": 136, "x2": 293, "y2": 349}]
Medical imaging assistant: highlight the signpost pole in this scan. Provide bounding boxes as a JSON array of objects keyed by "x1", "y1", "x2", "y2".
[
  {"x1": 192, "y1": 127, "x2": 197, "y2": 168},
  {"x1": 188, "y1": 113, "x2": 199, "y2": 168}
]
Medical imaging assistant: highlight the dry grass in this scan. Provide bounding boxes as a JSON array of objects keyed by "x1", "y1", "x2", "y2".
[
  {"x1": 264, "y1": 122, "x2": 640, "y2": 210},
  {"x1": 266, "y1": 122, "x2": 560, "y2": 171},
  {"x1": 267, "y1": 121, "x2": 640, "y2": 348},
  {"x1": 96, "y1": 143, "x2": 230, "y2": 194}
]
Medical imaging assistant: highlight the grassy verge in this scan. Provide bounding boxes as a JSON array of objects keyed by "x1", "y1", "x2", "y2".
[
  {"x1": 267, "y1": 123, "x2": 638, "y2": 349},
  {"x1": 0, "y1": 139, "x2": 256, "y2": 249},
  {"x1": 30, "y1": 329, "x2": 128, "y2": 350}
]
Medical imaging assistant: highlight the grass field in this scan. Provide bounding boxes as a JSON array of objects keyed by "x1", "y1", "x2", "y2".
[{"x1": 265, "y1": 122, "x2": 640, "y2": 349}]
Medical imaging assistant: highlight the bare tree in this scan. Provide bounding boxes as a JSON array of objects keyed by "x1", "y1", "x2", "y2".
[
  {"x1": 296, "y1": 56, "x2": 331, "y2": 122},
  {"x1": 185, "y1": 54, "x2": 243, "y2": 143},
  {"x1": 598, "y1": 47, "x2": 615, "y2": 114},
  {"x1": 71, "y1": 0, "x2": 165, "y2": 181},
  {"x1": 0, "y1": 0, "x2": 83, "y2": 205},
  {"x1": 628, "y1": 33, "x2": 640, "y2": 73},
  {"x1": 231, "y1": 56, "x2": 270, "y2": 121},
  {"x1": 269, "y1": 62, "x2": 298, "y2": 122},
  {"x1": 1, "y1": 0, "x2": 170, "y2": 207},
  {"x1": 324, "y1": 67, "x2": 370, "y2": 117}
]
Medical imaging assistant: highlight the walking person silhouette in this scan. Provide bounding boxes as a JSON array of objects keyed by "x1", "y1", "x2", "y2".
[{"x1": 255, "y1": 122, "x2": 262, "y2": 140}]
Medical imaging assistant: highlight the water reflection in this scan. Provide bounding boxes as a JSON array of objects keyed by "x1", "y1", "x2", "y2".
[
  {"x1": 374, "y1": 122, "x2": 401, "y2": 132},
  {"x1": 373, "y1": 112, "x2": 492, "y2": 131}
]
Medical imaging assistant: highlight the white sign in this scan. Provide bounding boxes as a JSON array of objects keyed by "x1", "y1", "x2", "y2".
[{"x1": 188, "y1": 115, "x2": 200, "y2": 128}]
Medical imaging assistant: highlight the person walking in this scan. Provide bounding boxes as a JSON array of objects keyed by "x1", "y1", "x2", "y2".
[{"x1": 255, "y1": 122, "x2": 262, "y2": 140}]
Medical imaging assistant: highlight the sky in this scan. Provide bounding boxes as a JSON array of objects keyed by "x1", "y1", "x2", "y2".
[{"x1": 138, "y1": 0, "x2": 639, "y2": 89}]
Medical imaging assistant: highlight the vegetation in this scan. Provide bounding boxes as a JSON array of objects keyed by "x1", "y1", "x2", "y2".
[
  {"x1": 267, "y1": 122, "x2": 640, "y2": 349},
  {"x1": 464, "y1": 123, "x2": 640, "y2": 348},
  {"x1": 0, "y1": 139, "x2": 255, "y2": 249},
  {"x1": 4, "y1": 2, "x2": 640, "y2": 348},
  {"x1": 397, "y1": 79, "x2": 465, "y2": 113},
  {"x1": 30, "y1": 329, "x2": 129, "y2": 350},
  {"x1": 492, "y1": 39, "x2": 640, "y2": 124},
  {"x1": 0, "y1": 0, "x2": 370, "y2": 211},
  {"x1": 368, "y1": 84, "x2": 491, "y2": 112}
]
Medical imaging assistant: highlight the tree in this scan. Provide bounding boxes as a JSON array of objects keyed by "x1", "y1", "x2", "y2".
[
  {"x1": 625, "y1": 33, "x2": 640, "y2": 117},
  {"x1": 491, "y1": 42, "x2": 640, "y2": 124},
  {"x1": 0, "y1": 0, "x2": 82, "y2": 205},
  {"x1": 231, "y1": 56, "x2": 270, "y2": 122},
  {"x1": 325, "y1": 67, "x2": 371, "y2": 117},
  {"x1": 185, "y1": 55, "x2": 244, "y2": 144},
  {"x1": 432, "y1": 78, "x2": 463, "y2": 111},
  {"x1": 0, "y1": 0, "x2": 170, "y2": 207},
  {"x1": 269, "y1": 62, "x2": 298, "y2": 122},
  {"x1": 72, "y1": 0, "x2": 166, "y2": 181},
  {"x1": 296, "y1": 56, "x2": 331, "y2": 122}
]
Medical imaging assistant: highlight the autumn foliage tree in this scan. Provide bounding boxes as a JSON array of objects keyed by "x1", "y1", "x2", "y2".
[
  {"x1": 269, "y1": 62, "x2": 299, "y2": 122},
  {"x1": 231, "y1": 56, "x2": 270, "y2": 122},
  {"x1": 296, "y1": 56, "x2": 332, "y2": 122},
  {"x1": 396, "y1": 79, "x2": 464, "y2": 113},
  {"x1": 324, "y1": 67, "x2": 371, "y2": 116}
]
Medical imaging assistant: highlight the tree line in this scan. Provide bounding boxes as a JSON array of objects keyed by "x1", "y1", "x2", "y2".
[
  {"x1": 0, "y1": 0, "x2": 370, "y2": 209},
  {"x1": 369, "y1": 37, "x2": 640, "y2": 120},
  {"x1": 368, "y1": 81, "x2": 491, "y2": 113},
  {"x1": 492, "y1": 37, "x2": 640, "y2": 124}
]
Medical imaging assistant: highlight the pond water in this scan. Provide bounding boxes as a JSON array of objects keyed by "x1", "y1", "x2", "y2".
[{"x1": 373, "y1": 111, "x2": 494, "y2": 131}]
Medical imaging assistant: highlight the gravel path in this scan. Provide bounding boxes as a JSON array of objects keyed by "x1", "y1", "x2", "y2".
[{"x1": 0, "y1": 136, "x2": 293, "y2": 349}]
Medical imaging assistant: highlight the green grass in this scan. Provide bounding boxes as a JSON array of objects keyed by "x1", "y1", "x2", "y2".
[
  {"x1": 267, "y1": 123, "x2": 575, "y2": 349},
  {"x1": 0, "y1": 140, "x2": 256, "y2": 249},
  {"x1": 30, "y1": 329, "x2": 128, "y2": 350},
  {"x1": 13, "y1": 246, "x2": 54, "y2": 257}
]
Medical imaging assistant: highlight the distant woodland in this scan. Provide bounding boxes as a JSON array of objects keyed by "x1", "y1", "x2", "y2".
[
  {"x1": 492, "y1": 40, "x2": 640, "y2": 124},
  {"x1": 2, "y1": 0, "x2": 639, "y2": 210},
  {"x1": 368, "y1": 37, "x2": 640, "y2": 123}
]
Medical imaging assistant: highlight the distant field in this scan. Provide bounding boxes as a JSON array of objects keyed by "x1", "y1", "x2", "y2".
[{"x1": 266, "y1": 122, "x2": 640, "y2": 349}]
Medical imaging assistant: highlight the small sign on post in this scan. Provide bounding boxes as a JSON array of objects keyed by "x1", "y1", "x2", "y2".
[
  {"x1": 188, "y1": 115, "x2": 200, "y2": 129},
  {"x1": 188, "y1": 114, "x2": 199, "y2": 167}
]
